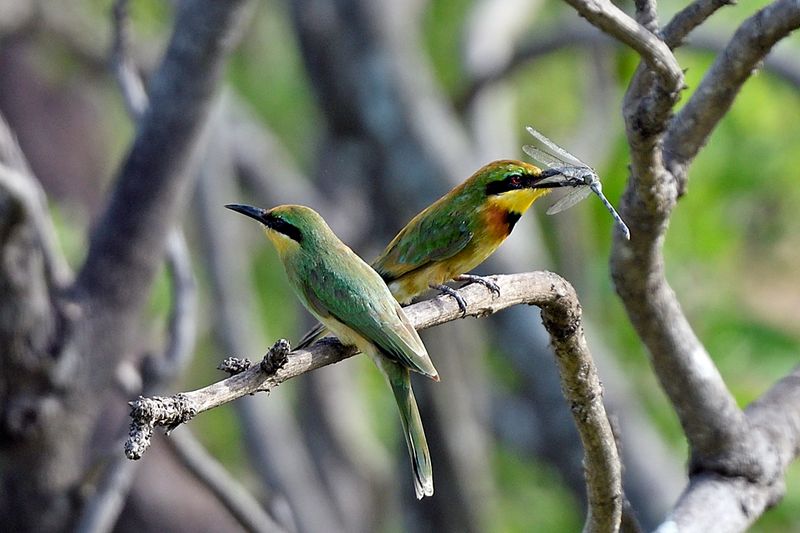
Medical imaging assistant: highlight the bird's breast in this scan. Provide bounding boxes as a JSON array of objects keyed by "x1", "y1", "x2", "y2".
[{"x1": 481, "y1": 204, "x2": 519, "y2": 242}]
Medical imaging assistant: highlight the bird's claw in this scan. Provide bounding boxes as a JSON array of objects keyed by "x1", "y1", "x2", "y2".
[
  {"x1": 430, "y1": 283, "x2": 468, "y2": 316},
  {"x1": 456, "y1": 274, "x2": 501, "y2": 298}
]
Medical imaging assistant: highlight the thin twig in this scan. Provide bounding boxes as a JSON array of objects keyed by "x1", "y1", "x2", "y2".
[
  {"x1": 166, "y1": 429, "x2": 286, "y2": 533},
  {"x1": 110, "y1": 0, "x2": 147, "y2": 121},
  {"x1": 0, "y1": 114, "x2": 72, "y2": 286},
  {"x1": 143, "y1": 231, "x2": 198, "y2": 383},
  {"x1": 458, "y1": 22, "x2": 609, "y2": 111},
  {"x1": 74, "y1": 458, "x2": 139, "y2": 533},
  {"x1": 460, "y1": 21, "x2": 800, "y2": 114},
  {"x1": 126, "y1": 272, "x2": 622, "y2": 532},
  {"x1": 661, "y1": 0, "x2": 735, "y2": 48}
]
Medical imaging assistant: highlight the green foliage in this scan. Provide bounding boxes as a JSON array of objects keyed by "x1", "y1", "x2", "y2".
[
  {"x1": 494, "y1": 450, "x2": 582, "y2": 532},
  {"x1": 227, "y1": 0, "x2": 319, "y2": 166},
  {"x1": 423, "y1": 0, "x2": 472, "y2": 95},
  {"x1": 251, "y1": 245, "x2": 300, "y2": 339}
]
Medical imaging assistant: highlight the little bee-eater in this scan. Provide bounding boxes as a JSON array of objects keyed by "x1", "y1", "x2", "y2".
[
  {"x1": 372, "y1": 160, "x2": 563, "y2": 307},
  {"x1": 225, "y1": 203, "x2": 438, "y2": 499}
]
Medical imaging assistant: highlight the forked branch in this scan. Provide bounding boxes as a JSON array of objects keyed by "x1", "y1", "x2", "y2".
[{"x1": 560, "y1": 0, "x2": 682, "y2": 88}]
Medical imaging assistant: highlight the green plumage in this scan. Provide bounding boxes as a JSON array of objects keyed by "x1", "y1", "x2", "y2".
[
  {"x1": 375, "y1": 216, "x2": 474, "y2": 282},
  {"x1": 225, "y1": 203, "x2": 437, "y2": 499},
  {"x1": 280, "y1": 216, "x2": 436, "y2": 379},
  {"x1": 372, "y1": 179, "x2": 483, "y2": 281}
]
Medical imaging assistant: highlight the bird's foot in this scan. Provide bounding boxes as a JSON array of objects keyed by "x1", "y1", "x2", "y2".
[
  {"x1": 430, "y1": 283, "x2": 468, "y2": 316},
  {"x1": 455, "y1": 274, "x2": 500, "y2": 298}
]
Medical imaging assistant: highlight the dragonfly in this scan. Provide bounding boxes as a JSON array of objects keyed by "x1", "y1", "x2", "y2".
[{"x1": 523, "y1": 126, "x2": 631, "y2": 240}]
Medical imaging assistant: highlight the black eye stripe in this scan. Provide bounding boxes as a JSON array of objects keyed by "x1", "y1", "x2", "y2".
[
  {"x1": 265, "y1": 214, "x2": 304, "y2": 243},
  {"x1": 485, "y1": 173, "x2": 526, "y2": 196}
]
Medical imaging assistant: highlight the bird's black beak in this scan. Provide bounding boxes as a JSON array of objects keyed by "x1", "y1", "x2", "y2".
[
  {"x1": 530, "y1": 168, "x2": 570, "y2": 189},
  {"x1": 225, "y1": 203, "x2": 269, "y2": 225}
]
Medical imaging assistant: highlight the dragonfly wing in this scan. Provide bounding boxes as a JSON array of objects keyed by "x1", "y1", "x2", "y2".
[
  {"x1": 546, "y1": 186, "x2": 593, "y2": 215},
  {"x1": 525, "y1": 126, "x2": 588, "y2": 167},
  {"x1": 522, "y1": 144, "x2": 565, "y2": 169}
]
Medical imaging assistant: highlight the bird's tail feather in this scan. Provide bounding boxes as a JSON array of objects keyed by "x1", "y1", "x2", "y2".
[{"x1": 388, "y1": 366, "x2": 434, "y2": 499}]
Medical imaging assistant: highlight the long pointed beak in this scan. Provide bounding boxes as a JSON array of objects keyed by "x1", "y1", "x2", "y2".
[
  {"x1": 225, "y1": 203, "x2": 268, "y2": 225},
  {"x1": 530, "y1": 168, "x2": 571, "y2": 189}
]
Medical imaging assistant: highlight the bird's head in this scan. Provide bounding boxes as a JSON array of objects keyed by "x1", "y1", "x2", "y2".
[
  {"x1": 474, "y1": 160, "x2": 566, "y2": 215},
  {"x1": 225, "y1": 203, "x2": 326, "y2": 256}
]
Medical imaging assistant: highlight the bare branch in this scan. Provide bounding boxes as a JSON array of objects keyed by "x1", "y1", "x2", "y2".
[
  {"x1": 664, "y1": 0, "x2": 800, "y2": 186},
  {"x1": 560, "y1": 0, "x2": 683, "y2": 87},
  {"x1": 110, "y1": 0, "x2": 147, "y2": 121},
  {"x1": 166, "y1": 429, "x2": 286, "y2": 533},
  {"x1": 458, "y1": 22, "x2": 609, "y2": 111},
  {"x1": 0, "y1": 114, "x2": 71, "y2": 286},
  {"x1": 608, "y1": 0, "x2": 742, "y2": 474},
  {"x1": 687, "y1": 30, "x2": 800, "y2": 88},
  {"x1": 74, "y1": 455, "x2": 139, "y2": 533},
  {"x1": 75, "y1": 0, "x2": 251, "y2": 332},
  {"x1": 125, "y1": 272, "x2": 622, "y2": 532},
  {"x1": 147, "y1": 231, "x2": 198, "y2": 382},
  {"x1": 661, "y1": 0, "x2": 734, "y2": 48},
  {"x1": 613, "y1": 220, "x2": 748, "y2": 470}
]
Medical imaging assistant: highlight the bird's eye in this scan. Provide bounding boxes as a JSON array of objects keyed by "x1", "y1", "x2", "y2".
[{"x1": 508, "y1": 174, "x2": 522, "y2": 187}]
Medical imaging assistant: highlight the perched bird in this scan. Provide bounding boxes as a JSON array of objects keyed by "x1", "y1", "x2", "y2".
[
  {"x1": 225, "y1": 203, "x2": 438, "y2": 499},
  {"x1": 372, "y1": 159, "x2": 563, "y2": 307},
  {"x1": 297, "y1": 159, "x2": 566, "y2": 348}
]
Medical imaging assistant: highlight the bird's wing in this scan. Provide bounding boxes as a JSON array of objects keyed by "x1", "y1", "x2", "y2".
[
  {"x1": 373, "y1": 213, "x2": 473, "y2": 281},
  {"x1": 304, "y1": 265, "x2": 438, "y2": 379}
]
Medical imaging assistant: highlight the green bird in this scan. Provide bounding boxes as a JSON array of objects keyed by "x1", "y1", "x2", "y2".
[
  {"x1": 371, "y1": 160, "x2": 555, "y2": 306},
  {"x1": 225, "y1": 203, "x2": 438, "y2": 499}
]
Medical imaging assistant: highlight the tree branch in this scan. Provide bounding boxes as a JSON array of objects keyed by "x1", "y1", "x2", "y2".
[
  {"x1": 166, "y1": 429, "x2": 286, "y2": 533},
  {"x1": 559, "y1": 0, "x2": 683, "y2": 87},
  {"x1": 664, "y1": 0, "x2": 800, "y2": 188},
  {"x1": 110, "y1": 0, "x2": 147, "y2": 121},
  {"x1": 75, "y1": 0, "x2": 250, "y2": 335},
  {"x1": 126, "y1": 272, "x2": 622, "y2": 532},
  {"x1": 605, "y1": 0, "x2": 740, "y2": 477},
  {"x1": 661, "y1": 0, "x2": 734, "y2": 48},
  {"x1": 457, "y1": 22, "x2": 609, "y2": 111},
  {"x1": 0, "y1": 113, "x2": 71, "y2": 287},
  {"x1": 687, "y1": 29, "x2": 800, "y2": 89},
  {"x1": 609, "y1": 0, "x2": 800, "y2": 512}
]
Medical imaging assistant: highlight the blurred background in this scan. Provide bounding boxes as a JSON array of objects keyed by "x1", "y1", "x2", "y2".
[{"x1": 1, "y1": 0, "x2": 799, "y2": 531}]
